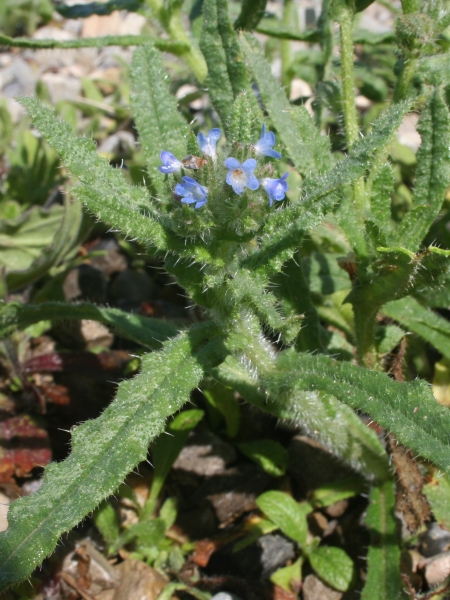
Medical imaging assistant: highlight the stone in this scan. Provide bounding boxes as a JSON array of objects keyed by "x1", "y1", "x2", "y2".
[
  {"x1": 173, "y1": 428, "x2": 237, "y2": 477},
  {"x1": 0, "y1": 492, "x2": 10, "y2": 532},
  {"x1": 425, "y1": 551, "x2": 450, "y2": 587},
  {"x1": 302, "y1": 575, "x2": 343, "y2": 600},
  {"x1": 419, "y1": 522, "x2": 450, "y2": 557}
]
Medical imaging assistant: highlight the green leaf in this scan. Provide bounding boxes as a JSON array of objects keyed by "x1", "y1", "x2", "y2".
[
  {"x1": 0, "y1": 301, "x2": 177, "y2": 350},
  {"x1": 159, "y1": 497, "x2": 177, "y2": 530},
  {"x1": 310, "y1": 477, "x2": 366, "y2": 509},
  {"x1": 266, "y1": 349, "x2": 450, "y2": 476},
  {"x1": 200, "y1": 0, "x2": 253, "y2": 133},
  {"x1": 203, "y1": 385, "x2": 240, "y2": 438},
  {"x1": 156, "y1": 583, "x2": 211, "y2": 600},
  {"x1": 256, "y1": 490, "x2": 312, "y2": 546},
  {"x1": 240, "y1": 33, "x2": 332, "y2": 177},
  {"x1": 92, "y1": 500, "x2": 120, "y2": 548},
  {"x1": 0, "y1": 327, "x2": 223, "y2": 591},
  {"x1": 148, "y1": 408, "x2": 205, "y2": 503},
  {"x1": 309, "y1": 546, "x2": 355, "y2": 592},
  {"x1": 361, "y1": 480, "x2": 404, "y2": 600},
  {"x1": 270, "y1": 557, "x2": 302, "y2": 592},
  {"x1": 423, "y1": 474, "x2": 450, "y2": 531},
  {"x1": 130, "y1": 44, "x2": 189, "y2": 195},
  {"x1": 214, "y1": 355, "x2": 390, "y2": 482},
  {"x1": 234, "y1": 0, "x2": 267, "y2": 30},
  {"x1": 1, "y1": 197, "x2": 84, "y2": 292},
  {"x1": 383, "y1": 296, "x2": 450, "y2": 360},
  {"x1": 394, "y1": 89, "x2": 450, "y2": 251},
  {"x1": 416, "y1": 53, "x2": 450, "y2": 86},
  {"x1": 237, "y1": 440, "x2": 289, "y2": 477}
]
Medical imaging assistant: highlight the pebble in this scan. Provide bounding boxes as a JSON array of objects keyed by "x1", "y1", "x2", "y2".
[{"x1": 302, "y1": 575, "x2": 343, "y2": 600}]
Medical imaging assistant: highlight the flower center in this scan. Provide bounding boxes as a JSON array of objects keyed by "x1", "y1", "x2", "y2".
[{"x1": 233, "y1": 169, "x2": 246, "y2": 183}]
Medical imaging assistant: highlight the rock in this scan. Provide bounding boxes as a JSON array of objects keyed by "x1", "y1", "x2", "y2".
[
  {"x1": 302, "y1": 575, "x2": 343, "y2": 600},
  {"x1": 208, "y1": 533, "x2": 295, "y2": 581},
  {"x1": 425, "y1": 551, "x2": 450, "y2": 587},
  {"x1": 194, "y1": 463, "x2": 271, "y2": 525},
  {"x1": 398, "y1": 113, "x2": 421, "y2": 152},
  {"x1": 211, "y1": 593, "x2": 241, "y2": 600},
  {"x1": 419, "y1": 522, "x2": 450, "y2": 557},
  {"x1": 79, "y1": 320, "x2": 114, "y2": 349},
  {"x1": 173, "y1": 428, "x2": 237, "y2": 477},
  {"x1": 97, "y1": 131, "x2": 136, "y2": 157}
]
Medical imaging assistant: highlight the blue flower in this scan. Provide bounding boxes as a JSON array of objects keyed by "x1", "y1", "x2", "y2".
[
  {"x1": 197, "y1": 128, "x2": 221, "y2": 160},
  {"x1": 159, "y1": 150, "x2": 182, "y2": 174},
  {"x1": 175, "y1": 176, "x2": 208, "y2": 208},
  {"x1": 261, "y1": 173, "x2": 289, "y2": 206},
  {"x1": 254, "y1": 124, "x2": 282, "y2": 159},
  {"x1": 224, "y1": 157, "x2": 260, "y2": 195}
]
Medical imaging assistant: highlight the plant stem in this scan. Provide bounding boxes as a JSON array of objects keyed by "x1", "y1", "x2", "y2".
[
  {"x1": 338, "y1": 2, "x2": 369, "y2": 257},
  {"x1": 281, "y1": 0, "x2": 294, "y2": 94}
]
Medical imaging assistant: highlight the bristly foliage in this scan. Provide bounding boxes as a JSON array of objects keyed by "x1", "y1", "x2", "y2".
[{"x1": 2, "y1": 0, "x2": 450, "y2": 591}]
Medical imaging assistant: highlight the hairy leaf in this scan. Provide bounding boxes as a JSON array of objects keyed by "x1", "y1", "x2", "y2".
[
  {"x1": 267, "y1": 350, "x2": 450, "y2": 475},
  {"x1": 0, "y1": 326, "x2": 226, "y2": 591},
  {"x1": 0, "y1": 301, "x2": 177, "y2": 349},
  {"x1": 361, "y1": 480, "x2": 404, "y2": 600},
  {"x1": 383, "y1": 296, "x2": 450, "y2": 360},
  {"x1": 234, "y1": 0, "x2": 267, "y2": 30},
  {"x1": 240, "y1": 33, "x2": 332, "y2": 177},
  {"x1": 395, "y1": 89, "x2": 450, "y2": 251},
  {"x1": 130, "y1": 44, "x2": 189, "y2": 194},
  {"x1": 200, "y1": 0, "x2": 253, "y2": 133}
]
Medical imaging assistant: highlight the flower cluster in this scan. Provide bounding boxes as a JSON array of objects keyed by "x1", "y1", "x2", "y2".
[{"x1": 159, "y1": 124, "x2": 288, "y2": 209}]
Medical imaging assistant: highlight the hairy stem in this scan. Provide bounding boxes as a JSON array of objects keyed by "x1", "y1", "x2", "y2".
[
  {"x1": 338, "y1": 2, "x2": 368, "y2": 259},
  {"x1": 281, "y1": 0, "x2": 294, "y2": 94}
]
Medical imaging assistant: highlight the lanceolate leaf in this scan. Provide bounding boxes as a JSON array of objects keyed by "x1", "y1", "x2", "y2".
[
  {"x1": 361, "y1": 480, "x2": 404, "y2": 600},
  {"x1": 200, "y1": 0, "x2": 253, "y2": 133},
  {"x1": 0, "y1": 326, "x2": 226, "y2": 591},
  {"x1": 395, "y1": 89, "x2": 450, "y2": 251},
  {"x1": 240, "y1": 33, "x2": 332, "y2": 177},
  {"x1": 0, "y1": 301, "x2": 178, "y2": 349},
  {"x1": 383, "y1": 296, "x2": 450, "y2": 360},
  {"x1": 130, "y1": 44, "x2": 189, "y2": 194},
  {"x1": 267, "y1": 350, "x2": 450, "y2": 474},
  {"x1": 18, "y1": 97, "x2": 217, "y2": 266}
]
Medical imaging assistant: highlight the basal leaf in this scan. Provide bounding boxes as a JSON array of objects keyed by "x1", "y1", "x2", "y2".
[
  {"x1": 267, "y1": 350, "x2": 450, "y2": 475},
  {"x1": 0, "y1": 301, "x2": 177, "y2": 349},
  {"x1": 0, "y1": 326, "x2": 225, "y2": 591},
  {"x1": 394, "y1": 89, "x2": 450, "y2": 251},
  {"x1": 361, "y1": 480, "x2": 404, "y2": 600},
  {"x1": 130, "y1": 44, "x2": 189, "y2": 195}
]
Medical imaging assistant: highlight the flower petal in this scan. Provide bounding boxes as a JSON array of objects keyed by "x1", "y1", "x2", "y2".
[
  {"x1": 242, "y1": 158, "x2": 257, "y2": 172},
  {"x1": 247, "y1": 174, "x2": 260, "y2": 191},
  {"x1": 224, "y1": 157, "x2": 241, "y2": 170},
  {"x1": 208, "y1": 128, "x2": 221, "y2": 142}
]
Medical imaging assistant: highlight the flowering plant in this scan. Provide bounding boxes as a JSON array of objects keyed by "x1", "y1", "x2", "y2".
[{"x1": 1, "y1": 0, "x2": 450, "y2": 595}]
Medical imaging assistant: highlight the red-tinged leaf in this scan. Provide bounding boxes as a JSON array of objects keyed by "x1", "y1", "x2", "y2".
[{"x1": 0, "y1": 416, "x2": 51, "y2": 482}]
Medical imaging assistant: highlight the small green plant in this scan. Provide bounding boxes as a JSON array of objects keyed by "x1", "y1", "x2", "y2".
[{"x1": 1, "y1": 0, "x2": 450, "y2": 596}]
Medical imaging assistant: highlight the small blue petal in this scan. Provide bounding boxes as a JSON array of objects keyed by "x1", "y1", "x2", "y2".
[
  {"x1": 224, "y1": 157, "x2": 259, "y2": 195},
  {"x1": 159, "y1": 150, "x2": 182, "y2": 173},
  {"x1": 176, "y1": 176, "x2": 208, "y2": 208},
  {"x1": 197, "y1": 128, "x2": 221, "y2": 159},
  {"x1": 261, "y1": 173, "x2": 289, "y2": 206},
  {"x1": 254, "y1": 124, "x2": 282, "y2": 159},
  {"x1": 224, "y1": 157, "x2": 241, "y2": 170}
]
